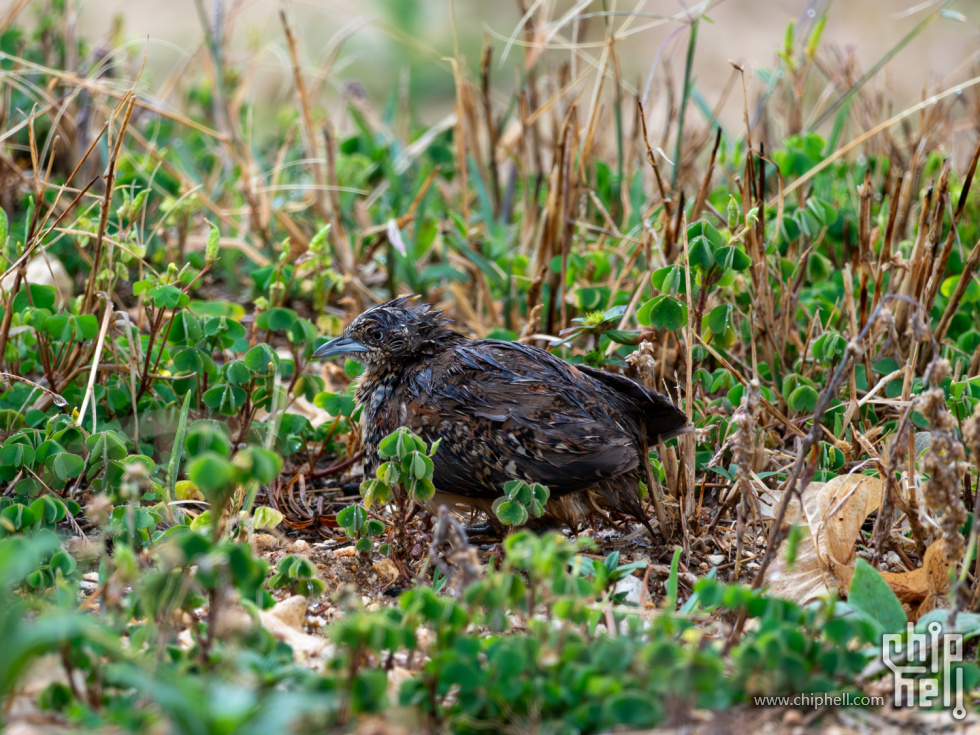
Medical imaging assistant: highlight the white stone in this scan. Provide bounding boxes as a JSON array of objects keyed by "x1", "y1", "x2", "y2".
[{"x1": 613, "y1": 573, "x2": 645, "y2": 605}]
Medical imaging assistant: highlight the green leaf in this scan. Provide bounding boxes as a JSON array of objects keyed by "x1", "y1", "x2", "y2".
[
  {"x1": 337, "y1": 504, "x2": 365, "y2": 531},
  {"x1": 49, "y1": 549, "x2": 77, "y2": 576},
  {"x1": 30, "y1": 495, "x2": 67, "y2": 525},
  {"x1": 651, "y1": 265, "x2": 682, "y2": 294},
  {"x1": 14, "y1": 477, "x2": 43, "y2": 498},
  {"x1": 806, "y1": 197, "x2": 838, "y2": 227},
  {"x1": 12, "y1": 284, "x2": 56, "y2": 312},
  {"x1": 34, "y1": 440, "x2": 64, "y2": 464},
  {"x1": 313, "y1": 391, "x2": 355, "y2": 417},
  {"x1": 44, "y1": 452, "x2": 84, "y2": 481},
  {"x1": 235, "y1": 447, "x2": 282, "y2": 485},
  {"x1": 344, "y1": 359, "x2": 365, "y2": 378},
  {"x1": 666, "y1": 546, "x2": 682, "y2": 609},
  {"x1": 603, "y1": 691, "x2": 660, "y2": 727},
  {"x1": 243, "y1": 344, "x2": 278, "y2": 375},
  {"x1": 171, "y1": 346, "x2": 203, "y2": 374},
  {"x1": 73, "y1": 314, "x2": 99, "y2": 340},
  {"x1": 293, "y1": 558, "x2": 316, "y2": 579},
  {"x1": 1, "y1": 503, "x2": 36, "y2": 531},
  {"x1": 256, "y1": 307, "x2": 298, "y2": 332},
  {"x1": 410, "y1": 478, "x2": 435, "y2": 502},
  {"x1": 224, "y1": 360, "x2": 251, "y2": 386},
  {"x1": 788, "y1": 385, "x2": 819, "y2": 413},
  {"x1": 796, "y1": 208, "x2": 822, "y2": 238},
  {"x1": 941, "y1": 275, "x2": 980, "y2": 304},
  {"x1": 0, "y1": 442, "x2": 34, "y2": 469},
  {"x1": 167, "y1": 311, "x2": 203, "y2": 345},
  {"x1": 309, "y1": 223, "x2": 331, "y2": 250},
  {"x1": 185, "y1": 419, "x2": 231, "y2": 457},
  {"x1": 379, "y1": 434, "x2": 399, "y2": 460},
  {"x1": 493, "y1": 499, "x2": 528, "y2": 526},
  {"x1": 686, "y1": 219, "x2": 726, "y2": 249},
  {"x1": 147, "y1": 284, "x2": 185, "y2": 309},
  {"x1": 43, "y1": 314, "x2": 70, "y2": 341},
  {"x1": 714, "y1": 246, "x2": 751, "y2": 272},
  {"x1": 187, "y1": 452, "x2": 236, "y2": 499},
  {"x1": 253, "y1": 506, "x2": 284, "y2": 530},
  {"x1": 648, "y1": 296, "x2": 688, "y2": 331},
  {"x1": 807, "y1": 251, "x2": 832, "y2": 282},
  {"x1": 688, "y1": 236, "x2": 714, "y2": 270},
  {"x1": 849, "y1": 558, "x2": 906, "y2": 637},
  {"x1": 190, "y1": 510, "x2": 212, "y2": 533},
  {"x1": 411, "y1": 452, "x2": 432, "y2": 479},
  {"x1": 707, "y1": 304, "x2": 733, "y2": 334},
  {"x1": 202, "y1": 384, "x2": 246, "y2": 416}
]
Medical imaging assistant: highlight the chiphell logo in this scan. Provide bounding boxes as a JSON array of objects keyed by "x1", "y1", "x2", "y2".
[{"x1": 882, "y1": 621, "x2": 966, "y2": 720}]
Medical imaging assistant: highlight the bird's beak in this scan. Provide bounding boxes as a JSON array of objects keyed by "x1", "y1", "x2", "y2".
[{"x1": 312, "y1": 336, "x2": 369, "y2": 359}]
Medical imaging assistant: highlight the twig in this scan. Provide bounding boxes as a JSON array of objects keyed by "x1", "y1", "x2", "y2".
[
  {"x1": 76, "y1": 297, "x2": 115, "y2": 433},
  {"x1": 309, "y1": 451, "x2": 364, "y2": 479}
]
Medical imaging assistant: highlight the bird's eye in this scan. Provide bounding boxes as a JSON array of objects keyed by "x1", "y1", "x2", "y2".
[{"x1": 371, "y1": 330, "x2": 384, "y2": 342}]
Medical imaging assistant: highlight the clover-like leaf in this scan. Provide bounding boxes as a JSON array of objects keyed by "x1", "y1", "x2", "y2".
[
  {"x1": 639, "y1": 295, "x2": 688, "y2": 331},
  {"x1": 253, "y1": 506, "x2": 284, "y2": 530},
  {"x1": 707, "y1": 304, "x2": 734, "y2": 334},
  {"x1": 788, "y1": 384, "x2": 819, "y2": 413},
  {"x1": 493, "y1": 498, "x2": 528, "y2": 526},
  {"x1": 256, "y1": 307, "x2": 298, "y2": 332},
  {"x1": 409, "y1": 477, "x2": 435, "y2": 502},
  {"x1": 147, "y1": 284, "x2": 186, "y2": 309},
  {"x1": 44, "y1": 452, "x2": 84, "y2": 482},
  {"x1": 187, "y1": 451, "x2": 236, "y2": 499},
  {"x1": 336, "y1": 504, "x2": 365, "y2": 532}
]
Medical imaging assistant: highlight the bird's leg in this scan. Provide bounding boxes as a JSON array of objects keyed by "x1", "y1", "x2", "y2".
[
  {"x1": 463, "y1": 521, "x2": 499, "y2": 539},
  {"x1": 637, "y1": 514, "x2": 659, "y2": 543}
]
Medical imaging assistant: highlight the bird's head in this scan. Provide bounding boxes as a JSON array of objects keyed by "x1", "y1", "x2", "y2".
[{"x1": 312, "y1": 295, "x2": 457, "y2": 369}]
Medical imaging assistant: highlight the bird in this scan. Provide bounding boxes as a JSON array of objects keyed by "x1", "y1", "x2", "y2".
[{"x1": 313, "y1": 296, "x2": 689, "y2": 538}]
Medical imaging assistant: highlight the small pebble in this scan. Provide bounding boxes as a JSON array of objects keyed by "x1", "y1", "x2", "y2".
[
  {"x1": 707, "y1": 554, "x2": 725, "y2": 566},
  {"x1": 253, "y1": 533, "x2": 279, "y2": 550},
  {"x1": 613, "y1": 574, "x2": 644, "y2": 605},
  {"x1": 268, "y1": 595, "x2": 308, "y2": 630},
  {"x1": 373, "y1": 558, "x2": 400, "y2": 585}
]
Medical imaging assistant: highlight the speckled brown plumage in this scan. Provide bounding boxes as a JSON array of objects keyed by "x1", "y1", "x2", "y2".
[{"x1": 313, "y1": 296, "x2": 690, "y2": 536}]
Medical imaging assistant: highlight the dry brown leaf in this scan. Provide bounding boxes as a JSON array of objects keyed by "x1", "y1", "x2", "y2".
[
  {"x1": 834, "y1": 541, "x2": 950, "y2": 622},
  {"x1": 768, "y1": 473, "x2": 951, "y2": 615},
  {"x1": 812, "y1": 474, "x2": 884, "y2": 568},
  {"x1": 768, "y1": 474, "x2": 883, "y2": 604}
]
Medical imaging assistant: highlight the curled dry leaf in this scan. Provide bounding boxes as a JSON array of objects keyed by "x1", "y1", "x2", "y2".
[
  {"x1": 260, "y1": 596, "x2": 334, "y2": 661},
  {"x1": 767, "y1": 473, "x2": 950, "y2": 616}
]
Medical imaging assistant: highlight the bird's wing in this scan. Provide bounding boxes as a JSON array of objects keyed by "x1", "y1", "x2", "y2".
[
  {"x1": 574, "y1": 364, "x2": 690, "y2": 441},
  {"x1": 414, "y1": 341, "x2": 642, "y2": 497}
]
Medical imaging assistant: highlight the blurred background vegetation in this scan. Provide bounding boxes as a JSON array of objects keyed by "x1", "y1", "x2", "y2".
[{"x1": 9, "y1": 0, "x2": 980, "y2": 145}]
